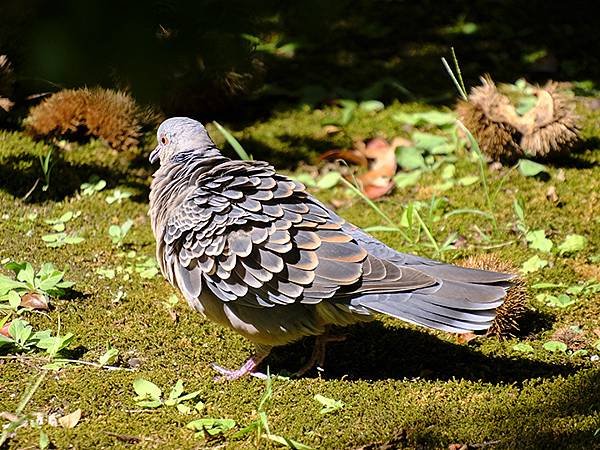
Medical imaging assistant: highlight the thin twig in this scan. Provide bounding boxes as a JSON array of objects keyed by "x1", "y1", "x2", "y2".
[
  {"x1": 0, "y1": 355, "x2": 132, "y2": 371},
  {"x1": 54, "y1": 358, "x2": 134, "y2": 371},
  {"x1": 22, "y1": 178, "x2": 40, "y2": 201}
]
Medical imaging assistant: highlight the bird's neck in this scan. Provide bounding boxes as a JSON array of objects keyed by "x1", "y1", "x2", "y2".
[
  {"x1": 149, "y1": 149, "x2": 230, "y2": 242},
  {"x1": 170, "y1": 146, "x2": 224, "y2": 164}
]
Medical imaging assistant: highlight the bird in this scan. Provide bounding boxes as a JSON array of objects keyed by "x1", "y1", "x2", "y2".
[{"x1": 149, "y1": 117, "x2": 513, "y2": 381}]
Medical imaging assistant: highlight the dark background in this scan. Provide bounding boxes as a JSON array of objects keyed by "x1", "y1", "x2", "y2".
[{"x1": 2, "y1": 0, "x2": 599, "y2": 121}]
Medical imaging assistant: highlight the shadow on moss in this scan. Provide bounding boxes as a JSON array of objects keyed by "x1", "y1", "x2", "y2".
[
  {"x1": 267, "y1": 321, "x2": 579, "y2": 384},
  {"x1": 0, "y1": 153, "x2": 150, "y2": 203}
]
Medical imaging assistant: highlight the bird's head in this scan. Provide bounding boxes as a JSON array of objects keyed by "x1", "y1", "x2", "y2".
[{"x1": 150, "y1": 117, "x2": 217, "y2": 164}]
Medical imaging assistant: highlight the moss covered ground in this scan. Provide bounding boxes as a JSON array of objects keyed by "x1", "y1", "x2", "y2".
[{"x1": 0, "y1": 100, "x2": 599, "y2": 449}]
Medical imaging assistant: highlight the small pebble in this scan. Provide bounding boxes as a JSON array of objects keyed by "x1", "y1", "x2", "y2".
[{"x1": 127, "y1": 357, "x2": 143, "y2": 369}]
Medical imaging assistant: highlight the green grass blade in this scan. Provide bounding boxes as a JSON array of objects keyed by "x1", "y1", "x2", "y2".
[
  {"x1": 339, "y1": 177, "x2": 411, "y2": 243},
  {"x1": 441, "y1": 57, "x2": 468, "y2": 101},
  {"x1": 444, "y1": 208, "x2": 496, "y2": 221},
  {"x1": 213, "y1": 121, "x2": 252, "y2": 161},
  {"x1": 451, "y1": 47, "x2": 468, "y2": 99},
  {"x1": 412, "y1": 208, "x2": 440, "y2": 254},
  {"x1": 456, "y1": 120, "x2": 497, "y2": 229}
]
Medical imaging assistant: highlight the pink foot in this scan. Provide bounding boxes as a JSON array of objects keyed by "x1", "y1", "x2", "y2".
[{"x1": 210, "y1": 349, "x2": 270, "y2": 381}]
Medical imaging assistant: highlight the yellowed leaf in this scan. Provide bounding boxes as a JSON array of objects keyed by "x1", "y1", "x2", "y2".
[{"x1": 58, "y1": 409, "x2": 82, "y2": 429}]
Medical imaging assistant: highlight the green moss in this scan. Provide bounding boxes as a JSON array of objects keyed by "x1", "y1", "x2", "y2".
[{"x1": 0, "y1": 101, "x2": 599, "y2": 449}]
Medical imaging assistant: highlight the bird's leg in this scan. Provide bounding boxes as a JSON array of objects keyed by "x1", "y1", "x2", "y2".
[
  {"x1": 295, "y1": 333, "x2": 347, "y2": 377},
  {"x1": 210, "y1": 346, "x2": 271, "y2": 382}
]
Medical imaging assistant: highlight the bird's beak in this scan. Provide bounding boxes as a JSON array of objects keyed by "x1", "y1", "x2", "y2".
[{"x1": 149, "y1": 146, "x2": 160, "y2": 164}]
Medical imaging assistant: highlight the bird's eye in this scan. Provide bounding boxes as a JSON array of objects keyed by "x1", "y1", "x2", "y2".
[{"x1": 161, "y1": 136, "x2": 168, "y2": 145}]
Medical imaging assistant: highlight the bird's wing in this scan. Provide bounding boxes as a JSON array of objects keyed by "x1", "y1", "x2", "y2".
[
  {"x1": 160, "y1": 160, "x2": 435, "y2": 309},
  {"x1": 341, "y1": 222, "x2": 513, "y2": 284},
  {"x1": 340, "y1": 221, "x2": 513, "y2": 332}
]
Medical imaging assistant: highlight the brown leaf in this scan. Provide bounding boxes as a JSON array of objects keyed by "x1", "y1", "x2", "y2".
[
  {"x1": 323, "y1": 137, "x2": 401, "y2": 200},
  {"x1": 362, "y1": 179, "x2": 395, "y2": 200},
  {"x1": 520, "y1": 89, "x2": 555, "y2": 132},
  {"x1": 357, "y1": 137, "x2": 398, "y2": 199},
  {"x1": 361, "y1": 137, "x2": 390, "y2": 159},
  {"x1": 320, "y1": 148, "x2": 368, "y2": 167},
  {"x1": 455, "y1": 332, "x2": 478, "y2": 344},
  {"x1": 0, "y1": 322, "x2": 10, "y2": 337},
  {"x1": 448, "y1": 444, "x2": 468, "y2": 450},
  {"x1": 58, "y1": 409, "x2": 82, "y2": 429},
  {"x1": 20, "y1": 292, "x2": 49, "y2": 310},
  {"x1": 0, "y1": 97, "x2": 13, "y2": 112}
]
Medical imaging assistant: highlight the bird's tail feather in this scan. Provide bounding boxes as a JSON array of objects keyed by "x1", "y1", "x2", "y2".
[{"x1": 352, "y1": 279, "x2": 509, "y2": 333}]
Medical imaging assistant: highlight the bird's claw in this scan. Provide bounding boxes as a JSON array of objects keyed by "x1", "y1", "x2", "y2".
[
  {"x1": 209, "y1": 352, "x2": 269, "y2": 381},
  {"x1": 210, "y1": 363, "x2": 267, "y2": 382}
]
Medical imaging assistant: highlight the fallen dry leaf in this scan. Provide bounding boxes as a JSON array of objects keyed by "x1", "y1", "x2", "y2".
[
  {"x1": 58, "y1": 409, "x2": 82, "y2": 429},
  {"x1": 546, "y1": 186, "x2": 559, "y2": 203},
  {"x1": 362, "y1": 180, "x2": 395, "y2": 199},
  {"x1": 322, "y1": 136, "x2": 409, "y2": 200},
  {"x1": 455, "y1": 332, "x2": 478, "y2": 344},
  {"x1": 357, "y1": 137, "x2": 400, "y2": 200},
  {"x1": 321, "y1": 148, "x2": 368, "y2": 167},
  {"x1": 0, "y1": 412, "x2": 19, "y2": 422},
  {"x1": 448, "y1": 445, "x2": 467, "y2": 450},
  {"x1": 556, "y1": 169, "x2": 566, "y2": 182},
  {"x1": 0, "y1": 97, "x2": 13, "y2": 112},
  {"x1": 20, "y1": 292, "x2": 49, "y2": 310},
  {"x1": 322, "y1": 124, "x2": 342, "y2": 135},
  {"x1": 0, "y1": 322, "x2": 10, "y2": 337}
]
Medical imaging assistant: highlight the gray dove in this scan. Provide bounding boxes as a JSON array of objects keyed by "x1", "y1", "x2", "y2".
[{"x1": 149, "y1": 117, "x2": 513, "y2": 380}]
